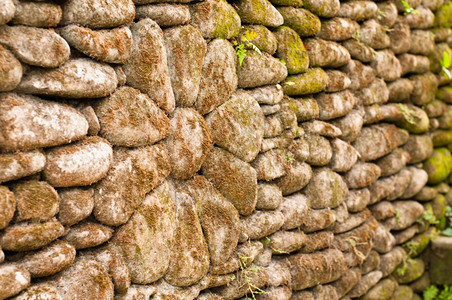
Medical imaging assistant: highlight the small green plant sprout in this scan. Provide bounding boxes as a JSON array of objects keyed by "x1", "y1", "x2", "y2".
[
  {"x1": 401, "y1": 0, "x2": 420, "y2": 15},
  {"x1": 404, "y1": 241, "x2": 420, "y2": 256},
  {"x1": 417, "y1": 210, "x2": 439, "y2": 226},
  {"x1": 442, "y1": 206, "x2": 452, "y2": 236},
  {"x1": 395, "y1": 209, "x2": 401, "y2": 223},
  {"x1": 377, "y1": 9, "x2": 386, "y2": 20},
  {"x1": 424, "y1": 285, "x2": 439, "y2": 300},
  {"x1": 233, "y1": 30, "x2": 262, "y2": 66},
  {"x1": 284, "y1": 81, "x2": 295, "y2": 86},
  {"x1": 439, "y1": 285, "x2": 452, "y2": 300},
  {"x1": 396, "y1": 103, "x2": 417, "y2": 125},
  {"x1": 277, "y1": 58, "x2": 286, "y2": 65},
  {"x1": 284, "y1": 155, "x2": 293, "y2": 162},
  {"x1": 440, "y1": 50, "x2": 452, "y2": 79},
  {"x1": 383, "y1": 25, "x2": 394, "y2": 33}
]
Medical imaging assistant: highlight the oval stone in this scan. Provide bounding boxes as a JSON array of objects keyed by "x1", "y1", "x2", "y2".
[
  {"x1": 0, "y1": 264, "x2": 30, "y2": 299},
  {"x1": 0, "y1": 45, "x2": 22, "y2": 92},
  {"x1": 43, "y1": 137, "x2": 113, "y2": 187},
  {"x1": 0, "y1": 186, "x2": 15, "y2": 230},
  {"x1": 0, "y1": 150, "x2": 46, "y2": 183}
]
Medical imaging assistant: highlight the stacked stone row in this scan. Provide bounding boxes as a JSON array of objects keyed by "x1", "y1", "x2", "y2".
[{"x1": 0, "y1": 0, "x2": 452, "y2": 299}]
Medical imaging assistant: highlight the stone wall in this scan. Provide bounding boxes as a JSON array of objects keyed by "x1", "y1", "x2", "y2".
[{"x1": 1, "y1": 0, "x2": 452, "y2": 299}]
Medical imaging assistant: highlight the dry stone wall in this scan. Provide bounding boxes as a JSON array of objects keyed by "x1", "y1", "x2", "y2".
[{"x1": 1, "y1": 0, "x2": 452, "y2": 299}]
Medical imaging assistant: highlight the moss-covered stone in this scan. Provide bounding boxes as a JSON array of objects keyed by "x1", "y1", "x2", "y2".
[
  {"x1": 190, "y1": 0, "x2": 241, "y2": 39},
  {"x1": 277, "y1": 7, "x2": 321, "y2": 37},
  {"x1": 275, "y1": 26, "x2": 309, "y2": 74},
  {"x1": 393, "y1": 258, "x2": 425, "y2": 284},
  {"x1": 423, "y1": 147, "x2": 452, "y2": 184},
  {"x1": 237, "y1": 25, "x2": 277, "y2": 54},
  {"x1": 437, "y1": 86, "x2": 452, "y2": 103},
  {"x1": 282, "y1": 68, "x2": 327, "y2": 96},
  {"x1": 235, "y1": 0, "x2": 283, "y2": 27},
  {"x1": 432, "y1": 130, "x2": 452, "y2": 146},
  {"x1": 435, "y1": 1, "x2": 452, "y2": 28},
  {"x1": 395, "y1": 104, "x2": 430, "y2": 134},
  {"x1": 361, "y1": 278, "x2": 397, "y2": 300}
]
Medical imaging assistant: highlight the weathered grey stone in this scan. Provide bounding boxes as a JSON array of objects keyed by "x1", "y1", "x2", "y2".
[
  {"x1": 377, "y1": 1, "x2": 398, "y2": 27},
  {"x1": 330, "y1": 109, "x2": 364, "y2": 142},
  {"x1": 358, "y1": 19, "x2": 390, "y2": 50},
  {"x1": 289, "y1": 138, "x2": 310, "y2": 162},
  {"x1": 78, "y1": 105, "x2": 100, "y2": 136},
  {"x1": 17, "y1": 58, "x2": 117, "y2": 98},
  {"x1": 93, "y1": 144, "x2": 171, "y2": 226},
  {"x1": 392, "y1": 201, "x2": 424, "y2": 230},
  {"x1": 306, "y1": 38, "x2": 351, "y2": 68},
  {"x1": 0, "y1": 93, "x2": 88, "y2": 151},
  {"x1": 256, "y1": 183, "x2": 283, "y2": 210},
  {"x1": 240, "y1": 210, "x2": 285, "y2": 242},
  {"x1": 301, "y1": 231, "x2": 334, "y2": 253},
  {"x1": 370, "y1": 201, "x2": 395, "y2": 221},
  {"x1": 333, "y1": 209, "x2": 371, "y2": 234},
  {"x1": 0, "y1": 0, "x2": 15, "y2": 26},
  {"x1": 388, "y1": 79, "x2": 414, "y2": 102},
  {"x1": 283, "y1": 68, "x2": 328, "y2": 96},
  {"x1": 0, "y1": 45, "x2": 22, "y2": 92},
  {"x1": 20, "y1": 240, "x2": 75, "y2": 278},
  {"x1": 62, "y1": 222, "x2": 113, "y2": 249},
  {"x1": 400, "y1": 167, "x2": 429, "y2": 198},
  {"x1": 390, "y1": 17, "x2": 412, "y2": 54},
  {"x1": 261, "y1": 104, "x2": 281, "y2": 115},
  {"x1": 403, "y1": 134, "x2": 433, "y2": 163},
  {"x1": 410, "y1": 72, "x2": 438, "y2": 106},
  {"x1": 176, "y1": 175, "x2": 240, "y2": 266},
  {"x1": 303, "y1": 0, "x2": 340, "y2": 17},
  {"x1": 123, "y1": 19, "x2": 174, "y2": 113},
  {"x1": 95, "y1": 86, "x2": 169, "y2": 147},
  {"x1": 409, "y1": 30, "x2": 435, "y2": 56},
  {"x1": 235, "y1": 0, "x2": 283, "y2": 27},
  {"x1": 371, "y1": 50, "x2": 402, "y2": 82},
  {"x1": 277, "y1": 7, "x2": 321, "y2": 37},
  {"x1": 82, "y1": 245, "x2": 131, "y2": 294},
  {"x1": 267, "y1": 230, "x2": 306, "y2": 254},
  {"x1": 136, "y1": 4, "x2": 190, "y2": 26},
  {"x1": 315, "y1": 90, "x2": 357, "y2": 120},
  {"x1": 164, "y1": 108, "x2": 211, "y2": 179},
  {"x1": 164, "y1": 25, "x2": 206, "y2": 107},
  {"x1": 318, "y1": 17, "x2": 358, "y2": 42},
  {"x1": 194, "y1": 39, "x2": 237, "y2": 115},
  {"x1": 353, "y1": 124, "x2": 406, "y2": 161},
  {"x1": 0, "y1": 264, "x2": 30, "y2": 299},
  {"x1": 370, "y1": 168, "x2": 412, "y2": 203},
  {"x1": 60, "y1": 25, "x2": 132, "y2": 64},
  {"x1": 0, "y1": 150, "x2": 45, "y2": 183},
  {"x1": 256, "y1": 286, "x2": 292, "y2": 300},
  {"x1": 330, "y1": 138, "x2": 358, "y2": 173},
  {"x1": 273, "y1": 160, "x2": 312, "y2": 195},
  {"x1": 215, "y1": 263, "x2": 268, "y2": 298},
  {"x1": 331, "y1": 268, "x2": 361, "y2": 297},
  {"x1": 341, "y1": 59, "x2": 377, "y2": 90},
  {"x1": 305, "y1": 167, "x2": 348, "y2": 209},
  {"x1": 113, "y1": 180, "x2": 175, "y2": 285},
  {"x1": 43, "y1": 137, "x2": 112, "y2": 187},
  {"x1": 248, "y1": 85, "x2": 284, "y2": 106},
  {"x1": 379, "y1": 247, "x2": 406, "y2": 277},
  {"x1": 376, "y1": 148, "x2": 411, "y2": 177},
  {"x1": 206, "y1": 90, "x2": 264, "y2": 162},
  {"x1": 339, "y1": 1, "x2": 378, "y2": 21},
  {"x1": 288, "y1": 249, "x2": 348, "y2": 290},
  {"x1": 58, "y1": 188, "x2": 94, "y2": 227},
  {"x1": 0, "y1": 219, "x2": 64, "y2": 251},
  {"x1": 278, "y1": 193, "x2": 310, "y2": 230},
  {"x1": 189, "y1": 0, "x2": 241, "y2": 39},
  {"x1": 0, "y1": 25, "x2": 69, "y2": 68},
  {"x1": 11, "y1": 1, "x2": 61, "y2": 27},
  {"x1": 302, "y1": 120, "x2": 342, "y2": 137},
  {"x1": 348, "y1": 271, "x2": 383, "y2": 298},
  {"x1": 342, "y1": 39, "x2": 376, "y2": 63},
  {"x1": 355, "y1": 78, "x2": 389, "y2": 105},
  {"x1": 237, "y1": 51, "x2": 287, "y2": 88},
  {"x1": 393, "y1": 258, "x2": 425, "y2": 284},
  {"x1": 372, "y1": 223, "x2": 396, "y2": 253},
  {"x1": 0, "y1": 186, "x2": 15, "y2": 230},
  {"x1": 12, "y1": 180, "x2": 59, "y2": 222},
  {"x1": 50, "y1": 257, "x2": 114, "y2": 299},
  {"x1": 406, "y1": 6, "x2": 435, "y2": 28},
  {"x1": 238, "y1": 25, "x2": 278, "y2": 55},
  {"x1": 325, "y1": 70, "x2": 351, "y2": 92},
  {"x1": 345, "y1": 162, "x2": 381, "y2": 189},
  {"x1": 263, "y1": 259, "x2": 291, "y2": 288},
  {"x1": 305, "y1": 134, "x2": 332, "y2": 166},
  {"x1": 251, "y1": 149, "x2": 288, "y2": 181},
  {"x1": 361, "y1": 250, "x2": 380, "y2": 274},
  {"x1": 281, "y1": 97, "x2": 319, "y2": 123},
  {"x1": 61, "y1": 0, "x2": 134, "y2": 28},
  {"x1": 345, "y1": 188, "x2": 371, "y2": 213},
  {"x1": 275, "y1": 26, "x2": 309, "y2": 74},
  {"x1": 202, "y1": 147, "x2": 257, "y2": 216},
  {"x1": 12, "y1": 284, "x2": 61, "y2": 300},
  {"x1": 425, "y1": 99, "x2": 447, "y2": 118}
]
